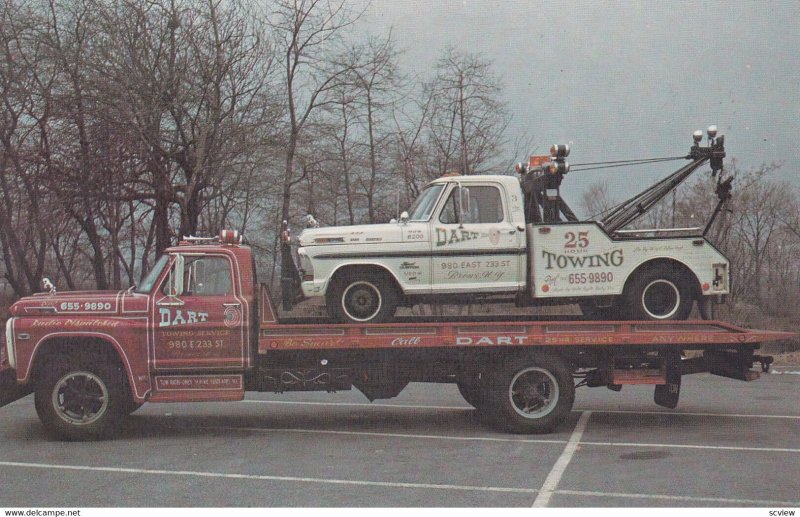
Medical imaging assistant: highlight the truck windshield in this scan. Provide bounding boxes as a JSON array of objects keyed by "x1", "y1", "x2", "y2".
[
  {"x1": 135, "y1": 255, "x2": 169, "y2": 294},
  {"x1": 407, "y1": 184, "x2": 444, "y2": 221}
]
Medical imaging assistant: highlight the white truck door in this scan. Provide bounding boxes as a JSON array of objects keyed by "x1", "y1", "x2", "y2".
[{"x1": 430, "y1": 183, "x2": 523, "y2": 294}]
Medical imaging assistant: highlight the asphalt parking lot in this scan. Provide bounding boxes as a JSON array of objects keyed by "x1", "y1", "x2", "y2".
[{"x1": 1, "y1": 371, "x2": 799, "y2": 508}]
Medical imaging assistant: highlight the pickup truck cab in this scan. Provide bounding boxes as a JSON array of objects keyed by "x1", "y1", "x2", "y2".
[{"x1": 295, "y1": 133, "x2": 731, "y2": 323}]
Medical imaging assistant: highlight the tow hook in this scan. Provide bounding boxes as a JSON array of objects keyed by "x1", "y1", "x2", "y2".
[{"x1": 754, "y1": 355, "x2": 773, "y2": 373}]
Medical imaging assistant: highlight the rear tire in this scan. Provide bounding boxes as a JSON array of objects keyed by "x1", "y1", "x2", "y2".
[
  {"x1": 485, "y1": 354, "x2": 574, "y2": 434},
  {"x1": 623, "y1": 264, "x2": 694, "y2": 320},
  {"x1": 327, "y1": 270, "x2": 398, "y2": 324},
  {"x1": 35, "y1": 354, "x2": 127, "y2": 441}
]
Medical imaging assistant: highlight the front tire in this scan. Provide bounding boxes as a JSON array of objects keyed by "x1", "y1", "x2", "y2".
[
  {"x1": 327, "y1": 271, "x2": 398, "y2": 324},
  {"x1": 35, "y1": 354, "x2": 126, "y2": 440},
  {"x1": 624, "y1": 264, "x2": 694, "y2": 320},
  {"x1": 485, "y1": 354, "x2": 574, "y2": 434}
]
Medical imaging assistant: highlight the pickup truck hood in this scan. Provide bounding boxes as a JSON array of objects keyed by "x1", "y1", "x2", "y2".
[
  {"x1": 8, "y1": 290, "x2": 128, "y2": 317},
  {"x1": 299, "y1": 223, "x2": 403, "y2": 247}
]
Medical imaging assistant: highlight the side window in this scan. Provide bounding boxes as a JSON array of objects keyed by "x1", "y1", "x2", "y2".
[
  {"x1": 438, "y1": 186, "x2": 505, "y2": 224},
  {"x1": 185, "y1": 257, "x2": 232, "y2": 296}
]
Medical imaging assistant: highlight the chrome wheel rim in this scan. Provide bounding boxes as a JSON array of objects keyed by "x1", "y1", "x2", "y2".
[
  {"x1": 641, "y1": 279, "x2": 680, "y2": 319},
  {"x1": 52, "y1": 371, "x2": 109, "y2": 426},
  {"x1": 342, "y1": 281, "x2": 382, "y2": 322},
  {"x1": 508, "y1": 367, "x2": 559, "y2": 419}
]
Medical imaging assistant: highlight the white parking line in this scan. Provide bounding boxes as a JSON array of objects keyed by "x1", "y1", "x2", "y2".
[
  {"x1": 0, "y1": 460, "x2": 538, "y2": 495},
  {"x1": 240, "y1": 398, "x2": 800, "y2": 420},
  {"x1": 196, "y1": 424, "x2": 800, "y2": 454},
  {"x1": 197, "y1": 425, "x2": 568, "y2": 445},
  {"x1": 241, "y1": 399, "x2": 470, "y2": 410},
  {"x1": 580, "y1": 440, "x2": 800, "y2": 453},
  {"x1": 3, "y1": 460, "x2": 797, "y2": 507},
  {"x1": 769, "y1": 369, "x2": 800, "y2": 375},
  {"x1": 558, "y1": 489, "x2": 800, "y2": 507},
  {"x1": 575, "y1": 408, "x2": 800, "y2": 420},
  {"x1": 532, "y1": 411, "x2": 592, "y2": 507}
]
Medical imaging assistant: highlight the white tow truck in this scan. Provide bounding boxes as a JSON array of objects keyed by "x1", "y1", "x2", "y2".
[{"x1": 285, "y1": 127, "x2": 731, "y2": 324}]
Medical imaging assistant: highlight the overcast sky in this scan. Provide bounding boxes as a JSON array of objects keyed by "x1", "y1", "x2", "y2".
[{"x1": 356, "y1": 0, "x2": 800, "y2": 206}]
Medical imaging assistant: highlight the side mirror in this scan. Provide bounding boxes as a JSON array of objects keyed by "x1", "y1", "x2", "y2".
[{"x1": 399, "y1": 211, "x2": 409, "y2": 224}]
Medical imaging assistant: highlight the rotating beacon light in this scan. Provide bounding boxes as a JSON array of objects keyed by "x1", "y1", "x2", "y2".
[{"x1": 219, "y1": 229, "x2": 242, "y2": 245}]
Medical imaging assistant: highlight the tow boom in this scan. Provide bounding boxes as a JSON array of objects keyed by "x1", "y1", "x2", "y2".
[{"x1": 601, "y1": 127, "x2": 727, "y2": 234}]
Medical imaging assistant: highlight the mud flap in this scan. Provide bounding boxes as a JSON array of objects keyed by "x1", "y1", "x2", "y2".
[
  {"x1": 280, "y1": 225, "x2": 305, "y2": 311},
  {"x1": 654, "y1": 358, "x2": 681, "y2": 409},
  {"x1": 281, "y1": 243, "x2": 303, "y2": 311},
  {"x1": 0, "y1": 368, "x2": 31, "y2": 408}
]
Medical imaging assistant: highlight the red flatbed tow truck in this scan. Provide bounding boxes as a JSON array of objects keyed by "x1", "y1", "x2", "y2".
[{"x1": 0, "y1": 231, "x2": 792, "y2": 440}]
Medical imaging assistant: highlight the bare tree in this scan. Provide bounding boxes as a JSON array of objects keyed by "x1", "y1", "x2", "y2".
[
  {"x1": 349, "y1": 34, "x2": 401, "y2": 223},
  {"x1": 426, "y1": 47, "x2": 509, "y2": 176},
  {"x1": 580, "y1": 181, "x2": 617, "y2": 220},
  {"x1": 268, "y1": 0, "x2": 364, "y2": 227},
  {"x1": 0, "y1": 1, "x2": 56, "y2": 296},
  {"x1": 102, "y1": 0, "x2": 275, "y2": 243},
  {"x1": 389, "y1": 81, "x2": 435, "y2": 207}
]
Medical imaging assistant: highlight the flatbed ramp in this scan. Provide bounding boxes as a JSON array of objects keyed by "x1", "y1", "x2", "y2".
[{"x1": 259, "y1": 319, "x2": 792, "y2": 351}]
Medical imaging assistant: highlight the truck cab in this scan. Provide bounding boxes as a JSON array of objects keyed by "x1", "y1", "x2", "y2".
[{"x1": 2, "y1": 230, "x2": 257, "y2": 438}]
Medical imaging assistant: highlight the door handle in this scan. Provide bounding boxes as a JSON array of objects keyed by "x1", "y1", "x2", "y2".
[{"x1": 223, "y1": 302, "x2": 241, "y2": 308}]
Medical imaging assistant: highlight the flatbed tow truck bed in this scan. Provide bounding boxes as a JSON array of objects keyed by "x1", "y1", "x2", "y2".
[
  {"x1": 246, "y1": 289, "x2": 793, "y2": 433},
  {"x1": 262, "y1": 317, "x2": 786, "y2": 352},
  {"x1": 261, "y1": 289, "x2": 788, "y2": 356}
]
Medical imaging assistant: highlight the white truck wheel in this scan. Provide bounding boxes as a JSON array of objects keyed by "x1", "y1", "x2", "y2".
[
  {"x1": 624, "y1": 265, "x2": 694, "y2": 320},
  {"x1": 327, "y1": 271, "x2": 398, "y2": 324}
]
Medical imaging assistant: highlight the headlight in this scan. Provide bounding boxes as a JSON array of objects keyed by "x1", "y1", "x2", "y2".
[{"x1": 5, "y1": 318, "x2": 15, "y2": 369}]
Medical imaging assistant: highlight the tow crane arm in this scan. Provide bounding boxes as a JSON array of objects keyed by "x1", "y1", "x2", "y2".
[{"x1": 601, "y1": 127, "x2": 727, "y2": 234}]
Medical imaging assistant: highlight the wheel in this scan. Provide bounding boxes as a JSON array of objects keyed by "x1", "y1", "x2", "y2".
[
  {"x1": 485, "y1": 354, "x2": 575, "y2": 434},
  {"x1": 623, "y1": 264, "x2": 694, "y2": 320},
  {"x1": 327, "y1": 270, "x2": 398, "y2": 324},
  {"x1": 456, "y1": 380, "x2": 489, "y2": 410},
  {"x1": 34, "y1": 354, "x2": 127, "y2": 440}
]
